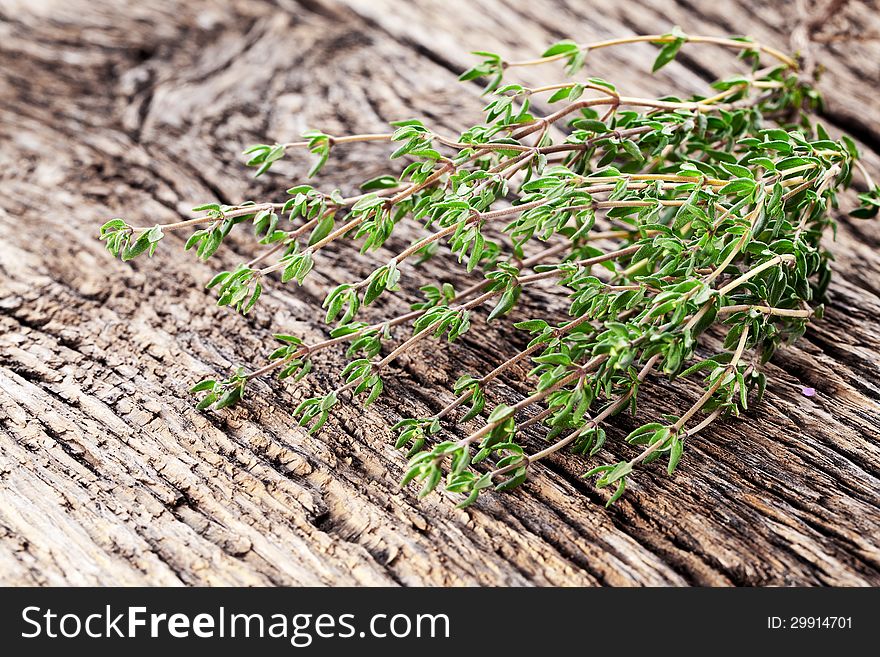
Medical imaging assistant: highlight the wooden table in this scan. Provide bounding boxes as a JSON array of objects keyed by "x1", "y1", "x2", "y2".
[{"x1": 1, "y1": 0, "x2": 878, "y2": 585}]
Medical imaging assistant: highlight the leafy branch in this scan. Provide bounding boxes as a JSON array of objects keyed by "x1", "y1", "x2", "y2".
[{"x1": 100, "y1": 29, "x2": 876, "y2": 510}]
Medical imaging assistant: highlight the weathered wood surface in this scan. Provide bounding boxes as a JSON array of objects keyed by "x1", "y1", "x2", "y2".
[{"x1": 1, "y1": 0, "x2": 878, "y2": 586}]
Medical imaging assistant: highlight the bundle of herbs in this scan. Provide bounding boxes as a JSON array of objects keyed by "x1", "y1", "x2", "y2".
[{"x1": 100, "y1": 30, "x2": 879, "y2": 507}]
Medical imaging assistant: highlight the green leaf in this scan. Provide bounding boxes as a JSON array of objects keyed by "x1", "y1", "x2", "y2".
[
  {"x1": 190, "y1": 379, "x2": 216, "y2": 393},
  {"x1": 364, "y1": 378, "x2": 384, "y2": 405},
  {"x1": 620, "y1": 139, "x2": 644, "y2": 161},
  {"x1": 605, "y1": 479, "x2": 626, "y2": 507},
  {"x1": 851, "y1": 186, "x2": 880, "y2": 219},
  {"x1": 205, "y1": 271, "x2": 230, "y2": 289},
  {"x1": 417, "y1": 466, "x2": 442, "y2": 498},
  {"x1": 214, "y1": 386, "x2": 242, "y2": 410},
  {"x1": 243, "y1": 144, "x2": 270, "y2": 155},
  {"x1": 720, "y1": 162, "x2": 753, "y2": 179},
  {"x1": 121, "y1": 231, "x2": 152, "y2": 261},
  {"x1": 195, "y1": 392, "x2": 217, "y2": 411},
  {"x1": 184, "y1": 231, "x2": 206, "y2": 251},
  {"x1": 308, "y1": 213, "x2": 335, "y2": 246},
  {"x1": 668, "y1": 438, "x2": 684, "y2": 475},
  {"x1": 100, "y1": 218, "x2": 127, "y2": 235},
  {"x1": 600, "y1": 461, "x2": 632, "y2": 486},
  {"x1": 308, "y1": 146, "x2": 330, "y2": 178},
  {"x1": 542, "y1": 40, "x2": 580, "y2": 57},
  {"x1": 364, "y1": 267, "x2": 388, "y2": 306},
  {"x1": 652, "y1": 30, "x2": 686, "y2": 72},
  {"x1": 487, "y1": 404, "x2": 513, "y2": 424},
  {"x1": 320, "y1": 391, "x2": 338, "y2": 412},
  {"x1": 719, "y1": 178, "x2": 757, "y2": 197},
  {"x1": 514, "y1": 319, "x2": 549, "y2": 332},
  {"x1": 625, "y1": 423, "x2": 665, "y2": 444},
  {"x1": 487, "y1": 285, "x2": 521, "y2": 322},
  {"x1": 243, "y1": 282, "x2": 262, "y2": 314},
  {"x1": 360, "y1": 175, "x2": 399, "y2": 191},
  {"x1": 548, "y1": 87, "x2": 572, "y2": 103}
]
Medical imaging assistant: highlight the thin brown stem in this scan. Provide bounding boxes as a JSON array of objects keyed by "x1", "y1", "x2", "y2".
[
  {"x1": 283, "y1": 133, "x2": 392, "y2": 149},
  {"x1": 518, "y1": 244, "x2": 642, "y2": 285},
  {"x1": 490, "y1": 354, "x2": 661, "y2": 478},
  {"x1": 434, "y1": 312, "x2": 595, "y2": 421},
  {"x1": 245, "y1": 242, "x2": 566, "y2": 381},
  {"x1": 716, "y1": 304, "x2": 812, "y2": 318},
  {"x1": 505, "y1": 34, "x2": 796, "y2": 69}
]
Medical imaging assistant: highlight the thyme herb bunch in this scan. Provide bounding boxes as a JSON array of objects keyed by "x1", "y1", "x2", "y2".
[{"x1": 101, "y1": 29, "x2": 879, "y2": 507}]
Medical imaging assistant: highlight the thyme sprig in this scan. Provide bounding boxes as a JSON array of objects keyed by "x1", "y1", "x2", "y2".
[{"x1": 100, "y1": 28, "x2": 878, "y2": 508}]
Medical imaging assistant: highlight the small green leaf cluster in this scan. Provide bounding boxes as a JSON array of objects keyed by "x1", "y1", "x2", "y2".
[
  {"x1": 244, "y1": 143, "x2": 287, "y2": 176},
  {"x1": 542, "y1": 40, "x2": 587, "y2": 75},
  {"x1": 851, "y1": 185, "x2": 880, "y2": 219},
  {"x1": 411, "y1": 283, "x2": 456, "y2": 311},
  {"x1": 190, "y1": 368, "x2": 248, "y2": 411},
  {"x1": 206, "y1": 265, "x2": 262, "y2": 314},
  {"x1": 323, "y1": 284, "x2": 361, "y2": 324},
  {"x1": 294, "y1": 390, "x2": 338, "y2": 434},
  {"x1": 453, "y1": 375, "x2": 486, "y2": 422},
  {"x1": 363, "y1": 261, "x2": 402, "y2": 305},
  {"x1": 413, "y1": 305, "x2": 471, "y2": 342},
  {"x1": 350, "y1": 194, "x2": 396, "y2": 253},
  {"x1": 100, "y1": 220, "x2": 163, "y2": 261},
  {"x1": 268, "y1": 334, "x2": 313, "y2": 381},
  {"x1": 652, "y1": 27, "x2": 688, "y2": 72},
  {"x1": 279, "y1": 247, "x2": 314, "y2": 285},
  {"x1": 393, "y1": 418, "x2": 441, "y2": 457},
  {"x1": 284, "y1": 185, "x2": 340, "y2": 245},
  {"x1": 341, "y1": 359, "x2": 384, "y2": 405},
  {"x1": 184, "y1": 203, "x2": 248, "y2": 259},
  {"x1": 390, "y1": 120, "x2": 441, "y2": 162},
  {"x1": 458, "y1": 51, "x2": 504, "y2": 93},
  {"x1": 301, "y1": 131, "x2": 332, "y2": 177},
  {"x1": 244, "y1": 132, "x2": 333, "y2": 178}
]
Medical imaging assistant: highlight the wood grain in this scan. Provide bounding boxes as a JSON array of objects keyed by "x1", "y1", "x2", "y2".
[{"x1": 0, "y1": 0, "x2": 878, "y2": 586}]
